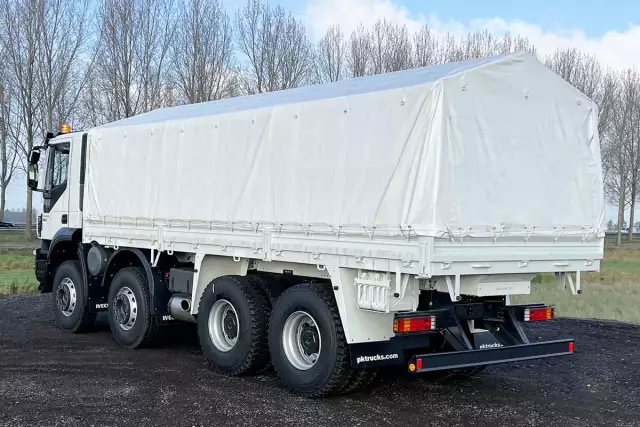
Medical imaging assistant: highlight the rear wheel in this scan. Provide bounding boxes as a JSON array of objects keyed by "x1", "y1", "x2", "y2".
[
  {"x1": 268, "y1": 283, "x2": 351, "y2": 398},
  {"x1": 107, "y1": 267, "x2": 158, "y2": 349},
  {"x1": 197, "y1": 275, "x2": 270, "y2": 376},
  {"x1": 52, "y1": 260, "x2": 95, "y2": 333}
]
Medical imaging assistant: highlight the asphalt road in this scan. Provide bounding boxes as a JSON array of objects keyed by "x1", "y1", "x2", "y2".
[{"x1": 1, "y1": 294, "x2": 639, "y2": 427}]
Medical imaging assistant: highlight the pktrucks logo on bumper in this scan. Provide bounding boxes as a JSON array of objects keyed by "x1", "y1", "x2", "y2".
[
  {"x1": 479, "y1": 342, "x2": 503, "y2": 349},
  {"x1": 356, "y1": 353, "x2": 399, "y2": 364}
]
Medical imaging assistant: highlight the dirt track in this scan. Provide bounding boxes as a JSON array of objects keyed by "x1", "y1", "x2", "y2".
[{"x1": 1, "y1": 294, "x2": 639, "y2": 427}]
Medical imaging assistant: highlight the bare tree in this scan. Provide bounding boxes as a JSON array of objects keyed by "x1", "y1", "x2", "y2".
[
  {"x1": 0, "y1": 70, "x2": 20, "y2": 220},
  {"x1": 38, "y1": 0, "x2": 96, "y2": 132},
  {"x1": 173, "y1": 0, "x2": 236, "y2": 104},
  {"x1": 621, "y1": 70, "x2": 640, "y2": 240},
  {"x1": 346, "y1": 24, "x2": 371, "y2": 78},
  {"x1": 314, "y1": 25, "x2": 346, "y2": 83},
  {"x1": 440, "y1": 33, "x2": 463, "y2": 63},
  {"x1": 545, "y1": 48, "x2": 604, "y2": 102},
  {"x1": 85, "y1": 0, "x2": 176, "y2": 125},
  {"x1": 604, "y1": 70, "x2": 637, "y2": 244},
  {"x1": 369, "y1": 19, "x2": 412, "y2": 74},
  {"x1": 235, "y1": 0, "x2": 312, "y2": 94},
  {"x1": 0, "y1": 0, "x2": 43, "y2": 236},
  {"x1": 459, "y1": 30, "x2": 498, "y2": 59},
  {"x1": 413, "y1": 26, "x2": 439, "y2": 68}
]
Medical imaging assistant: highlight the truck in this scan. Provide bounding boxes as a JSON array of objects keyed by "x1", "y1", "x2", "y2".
[{"x1": 27, "y1": 51, "x2": 604, "y2": 398}]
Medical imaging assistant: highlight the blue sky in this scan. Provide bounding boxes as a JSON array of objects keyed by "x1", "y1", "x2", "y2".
[
  {"x1": 6, "y1": 0, "x2": 640, "y2": 223},
  {"x1": 230, "y1": 0, "x2": 639, "y2": 39},
  {"x1": 377, "y1": 0, "x2": 637, "y2": 36}
]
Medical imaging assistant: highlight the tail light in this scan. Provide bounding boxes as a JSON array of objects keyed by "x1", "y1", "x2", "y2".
[
  {"x1": 524, "y1": 307, "x2": 554, "y2": 321},
  {"x1": 394, "y1": 315, "x2": 436, "y2": 333}
]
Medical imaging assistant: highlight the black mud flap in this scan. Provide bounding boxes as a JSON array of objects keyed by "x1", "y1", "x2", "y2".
[{"x1": 407, "y1": 339, "x2": 575, "y2": 373}]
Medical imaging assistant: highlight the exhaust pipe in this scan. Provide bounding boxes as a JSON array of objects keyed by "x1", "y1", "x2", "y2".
[{"x1": 168, "y1": 294, "x2": 196, "y2": 323}]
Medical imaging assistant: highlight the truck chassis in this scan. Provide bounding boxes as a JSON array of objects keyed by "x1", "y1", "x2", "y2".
[{"x1": 33, "y1": 220, "x2": 581, "y2": 397}]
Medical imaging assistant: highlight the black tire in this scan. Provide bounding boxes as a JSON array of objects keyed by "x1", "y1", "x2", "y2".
[
  {"x1": 52, "y1": 260, "x2": 95, "y2": 333},
  {"x1": 107, "y1": 267, "x2": 158, "y2": 349},
  {"x1": 268, "y1": 282, "x2": 351, "y2": 398},
  {"x1": 197, "y1": 275, "x2": 270, "y2": 376}
]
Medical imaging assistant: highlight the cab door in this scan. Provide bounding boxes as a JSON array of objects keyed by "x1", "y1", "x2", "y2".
[{"x1": 40, "y1": 140, "x2": 71, "y2": 241}]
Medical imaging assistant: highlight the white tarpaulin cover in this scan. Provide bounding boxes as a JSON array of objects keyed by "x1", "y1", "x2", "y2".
[{"x1": 85, "y1": 52, "x2": 604, "y2": 237}]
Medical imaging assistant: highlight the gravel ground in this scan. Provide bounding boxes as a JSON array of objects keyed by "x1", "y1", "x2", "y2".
[{"x1": 1, "y1": 294, "x2": 639, "y2": 427}]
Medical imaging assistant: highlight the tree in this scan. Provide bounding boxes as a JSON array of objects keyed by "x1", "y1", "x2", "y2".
[
  {"x1": 369, "y1": 19, "x2": 412, "y2": 74},
  {"x1": 346, "y1": 24, "x2": 371, "y2": 78},
  {"x1": 413, "y1": 26, "x2": 439, "y2": 68},
  {"x1": 0, "y1": 0, "x2": 43, "y2": 237},
  {"x1": 235, "y1": 0, "x2": 312, "y2": 94},
  {"x1": 0, "y1": 73, "x2": 20, "y2": 221},
  {"x1": 84, "y1": 0, "x2": 176, "y2": 125},
  {"x1": 172, "y1": 0, "x2": 236, "y2": 104},
  {"x1": 314, "y1": 25, "x2": 346, "y2": 83},
  {"x1": 37, "y1": 0, "x2": 95, "y2": 132},
  {"x1": 621, "y1": 69, "x2": 640, "y2": 241},
  {"x1": 605, "y1": 70, "x2": 637, "y2": 245}
]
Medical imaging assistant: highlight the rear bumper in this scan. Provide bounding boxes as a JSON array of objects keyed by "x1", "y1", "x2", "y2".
[{"x1": 408, "y1": 339, "x2": 574, "y2": 373}]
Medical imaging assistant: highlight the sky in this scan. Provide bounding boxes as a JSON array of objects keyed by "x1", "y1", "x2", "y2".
[{"x1": 6, "y1": 0, "x2": 640, "y2": 222}]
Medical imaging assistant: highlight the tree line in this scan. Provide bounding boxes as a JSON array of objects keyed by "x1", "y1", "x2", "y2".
[{"x1": 0, "y1": 0, "x2": 635, "y2": 244}]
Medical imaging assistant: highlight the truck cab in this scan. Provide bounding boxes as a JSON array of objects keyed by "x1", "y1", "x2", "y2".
[{"x1": 28, "y1": 127, "x2": 85, "y2": 242}]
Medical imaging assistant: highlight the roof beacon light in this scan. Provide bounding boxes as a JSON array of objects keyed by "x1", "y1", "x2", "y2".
[{"x1": 60, "y1": 123, "x2": 71, "y2": 134}]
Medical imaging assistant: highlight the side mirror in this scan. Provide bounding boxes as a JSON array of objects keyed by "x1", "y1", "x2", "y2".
[
  {"x1": 27, "y1": 163, "x2": 39, "y2": 190},
  {"x1": 29, "y1": 149, "x2": 40, "y2": 165}
]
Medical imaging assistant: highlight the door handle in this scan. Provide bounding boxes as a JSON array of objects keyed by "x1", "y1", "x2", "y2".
[{"x1": 61, "y1": 214, "x2": 68, "y2": 224}]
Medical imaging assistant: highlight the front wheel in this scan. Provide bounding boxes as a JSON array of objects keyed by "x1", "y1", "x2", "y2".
[
  {"x1": 268, "y1": 283, "x2": 351, "y2": 398},
  {"x1": 52, "y1": 260, "x2": 95, "y2": 333}
]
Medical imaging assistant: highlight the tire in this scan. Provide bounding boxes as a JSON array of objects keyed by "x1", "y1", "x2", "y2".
[
  {"x1": 268, "y1": 282, "x2": 351, "y2": 398},
  {"x1": 52, "y1": 260, "x2": 95, "y2": 333},
  {"x1": 107, "y1": 267, "x2": 158, "y2": 349},
  {"x1": 197, "y1": 275, "x2": 270, "y2": 376}
]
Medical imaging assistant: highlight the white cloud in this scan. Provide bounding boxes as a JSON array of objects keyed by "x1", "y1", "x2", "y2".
[{"x1": 304, "y1": 0, "x2": 640, "y2": 70}]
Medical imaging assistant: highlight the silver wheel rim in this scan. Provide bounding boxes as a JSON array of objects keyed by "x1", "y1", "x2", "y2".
[
  {"x1": 282, "y1": 311, "x2": 321, "y2": 371},
  {"x1": 56, "y1": 278, "x2": 76, "y2": 317},
  {"x1": 208, "y1": 299, "x2": 239, "y2": 352},
  {"x1": 113, "y1": 286, "x2": 137, "y2": 331}
]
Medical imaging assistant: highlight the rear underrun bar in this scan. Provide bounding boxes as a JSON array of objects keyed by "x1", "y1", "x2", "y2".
[{"x1": 408, "y1": 339, "x2": 575, "y2": 373}]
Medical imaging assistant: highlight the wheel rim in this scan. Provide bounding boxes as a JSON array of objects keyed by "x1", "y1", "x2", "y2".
[
  {"x1": 282, "y1": 311, "x2": 321, "y2": 371},
  {"x1": 55, "y1": 278, "x2": 76, "y2": 317},
  {"x1": 208, "y1": 299, "x2": 239, "y2": 352},
  {"x1": 113, "y1": 286, "x2": 137, "y2": 331}
]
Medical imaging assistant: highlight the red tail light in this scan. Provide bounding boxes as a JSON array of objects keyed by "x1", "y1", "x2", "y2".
[
  {"x1": 524, "y1": 307, "x2": 555, "y2": 321},
  {"x1": 394, "y1": 315, "x2": 436, "y2": 333},
  {"x1": 569, "y1": 341, "x2": 575, "y2": 353}
]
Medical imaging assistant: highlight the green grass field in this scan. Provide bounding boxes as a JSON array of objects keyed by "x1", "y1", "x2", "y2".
[
  {"x1": 0, "y1": 251, "x2": 39, "y2": 294},
  {"x1": 0, "y1": 231, "x2": 38, "y2": 243},
  {"x1": 2, "y1": 236, "x2": 640, "y2": 323}
]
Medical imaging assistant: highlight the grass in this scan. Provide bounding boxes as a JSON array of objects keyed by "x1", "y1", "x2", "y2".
[
  {"x1": 0, "y1": 231, "x2": 38, "y2": 243},
  {"x1": 0, "y1": 251, "x2": 39, "y2": 294},
  {"x1": 512, "y1": 239, "x2": 640, "y2": 324}
]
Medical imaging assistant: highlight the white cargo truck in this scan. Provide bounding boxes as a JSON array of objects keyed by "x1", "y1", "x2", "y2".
[{"x1": 27, "y1": 52, "x2": 603, "y2": 397}]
